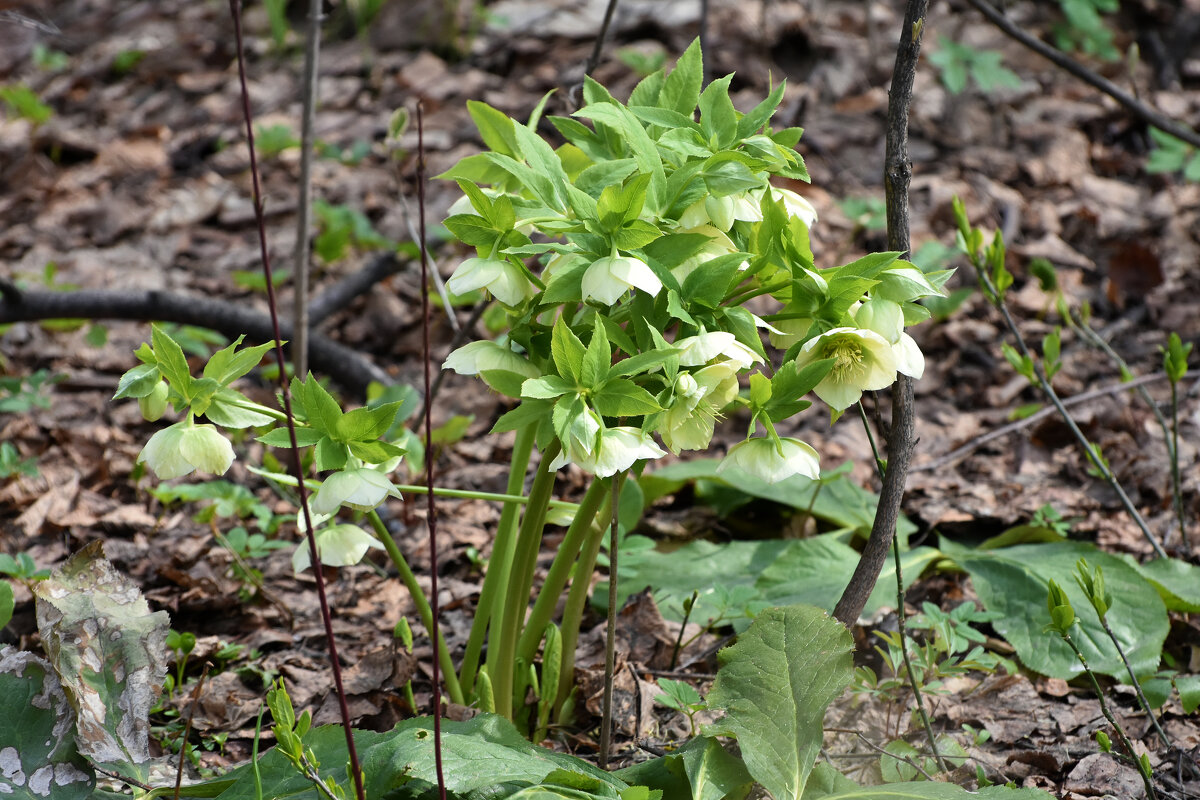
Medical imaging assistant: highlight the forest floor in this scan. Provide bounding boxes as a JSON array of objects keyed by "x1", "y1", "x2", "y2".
[{"x1": 2, "y1": 0, "x2": 1200, "y2": 797}]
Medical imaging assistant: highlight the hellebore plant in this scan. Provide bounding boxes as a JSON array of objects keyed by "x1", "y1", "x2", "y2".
[{"x1": 113, "y1": 39, "x2": 947, "y2": 735}]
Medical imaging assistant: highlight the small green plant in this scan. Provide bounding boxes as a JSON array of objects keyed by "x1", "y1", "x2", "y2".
[
  {"x1": 928, "y1": 35, "x2": 1021, "y2": 94},
  {"x1": 263, "y1": 0, "x2": 291, "y2": 49},
  {"x1": 313, "y1": 200, "x2": 396, "y2": 262},
  {"x1": 0, "y1": 369, "x2": 62, "y2": 413},
  {"x1": 838, "y1": 194, "x2": 888, "y2": 231},
  {"x1": 255, "y1": 122, "x2": 301, "y2": 158},
  {"x1": 32, "y1": 43, "x2": 69, "y2": 72},
  {"x1": 655, "y1": 678, "x2": 707, "y2": 736},
  {"x1": 110, "y1": 49, "x2": 146, "y2": 75},
  {"x1": 1145, "y1": 128, "x2": 1200, "y2": 182},
  {"x1": 164, "y1": 628, "x2": 197, "y2": 696},
  {"x1": 0, "y1": 551, "x2": 50, "y2": 630},
  {"x1": 1053, "y1": 0, "x2": 1119, "y2": 61},
  {"x1": 0, "y1": 441, "x2": 38, "y2": 478},
  {"x1": 616, "y1": 46, "x2": 666, "y2": 78},
  {"x1": 0, "y1": 84, "x2": 53, "y2": 125}
]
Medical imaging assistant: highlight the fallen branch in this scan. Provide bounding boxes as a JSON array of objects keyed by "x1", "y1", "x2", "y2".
[
  {"x1": 0, "y1": 280, "x2": 392, "y2": 395},
  {"x1": 965, "y1": 0, "x2": 1200, "y2": 150}
]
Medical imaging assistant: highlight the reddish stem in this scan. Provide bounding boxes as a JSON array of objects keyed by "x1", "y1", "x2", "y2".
[
  {"x1": 417, "y1": 101, "x2": 449, "y2": 800},
  {"x1": 226, "y1": 4, "x2": 364, "y2": 798}
]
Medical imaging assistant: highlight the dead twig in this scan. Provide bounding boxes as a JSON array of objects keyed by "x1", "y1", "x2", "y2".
[
  {"x1": 964, "y1": 0, "x2": 1200, "y2": 149},
  {"x1": 832, "y1": 0, "x2": 927, "y2": 628}
]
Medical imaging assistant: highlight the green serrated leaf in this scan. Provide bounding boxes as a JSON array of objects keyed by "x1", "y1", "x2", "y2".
[
  {"x1": 112, "y1": 363, "x2": 161, "y2": 400},
  {"x1": 708, "y1": 604, "x2": 853, "y2": 800},
  {"x1": 592, "y1": 378, "x2": 661, "y2": 417}
]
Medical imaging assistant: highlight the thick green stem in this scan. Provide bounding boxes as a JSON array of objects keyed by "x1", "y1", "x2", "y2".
[
  {"x1": 515, "y1": 476, "x2": 610, "y2": 667},
  {"x1": 492, "y1": 441, "x2": 562, "y2": 719},
  {"x1": 366, "y1": 511, "x2": 464, "y2": 705},
  {"x1": 556, "y1": 496, "x2": 612, "y2": 714},
  {"x1": 461, "y1": 425, "x2": 537, "y2": 695}
]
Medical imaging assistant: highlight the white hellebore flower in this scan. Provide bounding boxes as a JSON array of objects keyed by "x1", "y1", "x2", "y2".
[
  {"x1": 766, "y1": 186, "x2": 818, "y2": 229},
  {"x1": 674, "y1": 331, "x2": 764, "y2": 370},
  {"x1": 659, "y1": 363, "x2": 739, "y2": 453},
  {"x1": 312, "y1": 467, "x2": 397, "y2": 515},
  {"x1": 292, "y1": 523, "x2": 383, "y2": 573},
  {"x1": 139, "y1": 421, "x2": 235, "y2": 480},
  {"x1": 893, "y1": 331, "x2": 925, "y2": 380},
  {"x1": 581, "y1": 254, "x2": 662, "y2": 305},
  {"x1": 443, "y1": 340, "x2": 540, "y2": 378},
  {"x1": 852, "y1": 297, "x2": 905, "y2": 344},
  {"x1": 548, "y1": 406, "x2": 603, "y2": 473},
  {"x1": 671, "y1": 225, "x2": 747, "y2": 283},
  {"x1": 794, "y1": 327, "x2": 899, "y2": 411},
  {"x1": 680, "y1": 192, "x2": 763, "y2": 231},
  {"x1": 587, "y1": 427, "x2": 667, "y2": 477},
  {"x1": 447, "y1": 256, "x2": 536, "y2": 307},
  {"x1": 717, "y1": 437, "x2": 820, "y2": 484}
]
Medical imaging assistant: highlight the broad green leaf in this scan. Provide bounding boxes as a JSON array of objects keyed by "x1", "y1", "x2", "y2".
[
  {"x1": 764, "y1": 359, "x2": 832, "y2": 422},
  {"x1": 112, "y1": 363, "x2": 160, "y2": 400},
  {"x1": 708, "y1": 605, "x2": 853, "y2": 800},
  {"x1": 698, "y1": 75, "x2": 738, "y2": 150},
  {"x1": 942, "y1": 539, "x2": 1168, "y2": 679},
  {"x1": 523, "y1": 375, "x2": 576, "y2": 400},
  {"x1": 1124, "y1": 556, "x2": 1200, "y2": 612},
  {"x1": 1176, "y1": 674, "x2": 1200, "y2": 714},
  {"x1": 468, "y1": 99, "x2": 520, "y2": 157},
  {"x1": 151, "y1": 324, "x2": 191, "y2": 390},
  {"x1": 592, "y1": 378, "x2": 661, "y2": 417},
  {"x1": 203, "y1": 338, "x2": 274, "y2": 386},
  {"x1": 204, "y1": 388, "x2": 276, "y2": 429},
  {"x1": 257, "y1": 427, "x2": 325, "y2": 448},
  {"x1": 336, "y1": 401, "x2": 403, "y2": 443},
  {"x1": 660, "y1": 38, "x2": 703, "y2": 117},
  {"x1": 737, "y1": 81, "x2": 787, "y2": 139},
  {"x1": 809, "y1": 784, "x2": 1052, "y2": 799},
  {"x1": 679, "y1": 737, "x2": 753, "y2": 800},
  {"x1": 580, "y1": 318, "x2": 612, "y2": 387},
  {"x1": 0, "y1": 646, "x2": 94, "y2": 800},
  {"x1": 551, "y1": 318, "x2": 587, "y2": 383},
  {"x1": 299, "y1": 375, "x2": 343, "y2": 436},
  {"x1": 445, "y1": 214, "x2": 502, "y2": 248},
  {"x1": 0, "y1": 580, "x2": 11, "y2": 630},
  {"x1": 511, "y1": 122, "x2": 569, "y2": 210},
  {"x1": 34, "y1": 541, "x2": 170, "y2": 785}
]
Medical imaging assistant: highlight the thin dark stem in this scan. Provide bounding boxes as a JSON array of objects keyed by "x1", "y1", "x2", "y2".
[
  {"x1": 1168, "y1": 381, "x2": 1188, "y2": 551},
  {"x1": 974, "y1": 268, "x2": 1167, "y2": 559},
  {"x1": 598, "y1": 471, "x2": 621, "y2": 768},
  {"x1": 226, "y1": 5, "x2": 364, "y2": 800},
  {"x1": 1060, "y1": 631, "x2": 1160, "y2": 800},
  {"x1": 415, "y1": 299, "x2": 490, "y2": 429},
  {"x1": 858, "y1": 405, "x2": 947, "y2": 774},
  {"x1": 584, "y1": 0, "x2": 621, "y2": 77},
  {"x1": 833, "y1": 0, "x2": 926, "y2": 628},
  {"x1": 669, "y1": 590, "x2": 699, "y2": 670},
  {"x1": 965, "y1": 0, "x2": 1200, "y2": 151},
  {"x1": 1098, "y1": 616, "x2": 1172, "y2": 750},
  {"x1": 417, "y1": 102, "x2": 448, "y2": 800}
]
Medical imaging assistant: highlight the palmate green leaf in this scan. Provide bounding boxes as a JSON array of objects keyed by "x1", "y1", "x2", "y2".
[
  {"x1": 942, "y1": 539, "x2": 1168, "y2": 679},
  {"x1": 202, "y1": 336, "x2": 274, "y2": 387},
  {"x1": 707, "y1": 604, "x2": 853, "y2": 800},
  {"x1": 34, "y1": 541, "x2": 170, "y2": 785},
  {"x1": 0, "y1": 646, "x2": 94, "y2": 800}
]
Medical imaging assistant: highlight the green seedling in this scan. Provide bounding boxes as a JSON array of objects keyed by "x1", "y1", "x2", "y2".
[
  {"x1": 1053, "y1": 0, "x2": 1119, "y2": 61},
  {"x1": 655, "y1": 678, "x2": 706, "y2": 736},
  {"x1": 928, "y1": 35, "x2": 1021, "y2": 94},
  {"x1": 313, "y1": 200, "x2": 395, "y2": 262},
  {"x1": 255, "y1": 123, "x2": 301, "y2": 159},
  {"x1": 0, "y1": 84, "x2": 53, "y2": 125},
  {"x1": 1146, "y1": 128, "x2": 1200, "y2": 182},
  {"x1": 0, "y1": 441, "x2": 38, "y2": 479}
]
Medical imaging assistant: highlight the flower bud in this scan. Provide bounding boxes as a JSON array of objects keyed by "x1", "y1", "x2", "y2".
[{"x1": 138, "y1": 380, "x2": 169, "y2": 422}]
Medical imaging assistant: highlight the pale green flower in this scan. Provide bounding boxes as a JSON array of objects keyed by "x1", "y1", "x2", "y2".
[
  {"x1": 768, "y1": 316, "x2": 814, "y2": 350},
  {"x1": 680, "y1": 191, "x2": 763, "y2": 231},
  {"x1": 292, "y1": 523, "x2": 383, "y2": 573},
  {"x1": 588, "y1": 427, "x2": 667, "y2": 477},
  {"x1": 138, "y1": 380, "x2": 169, "y2": 422},
  {"x1": 658, "y1": 364, "x2": 739, "y2": 453},
  {"x1": 581, "y1": 255, "x2": 662, "y2": 305},
  {"x1": 447, "y1": 256, "x2": 536, "y2": 307},
  {"x1": 852, "y1": 297, "x2": 905, "y2": 343},
  {"x1": 794, "y1": 327, "x2": 899, "y2": 411},
  {"x1": 443, "y1": 340, "x2": 540, "y2": 378},
  {"x1": 674, "y1": 331, "x2": 763, "y2": 370},
  {"x1": 893, "y1": 331, "x2": 925, "y2": 379},
  {"x1": 312, "y1": 467, "x2": 397, "y2": 515},
  {"x1": 765, "y1": 186, "x2": 818, "y2": 228},
  {"x1": 672, "y1": 225, "x2": 745, "y2": 283},
  {"x1": 139, "y1": 421, "x2": 234, "y2": 480},
  {"x1": 717, "y1": 437, "x2": 820, "y2": 484},
  {"x1": 548, "y1": 406, "x2": 603, "y2": 472}
]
